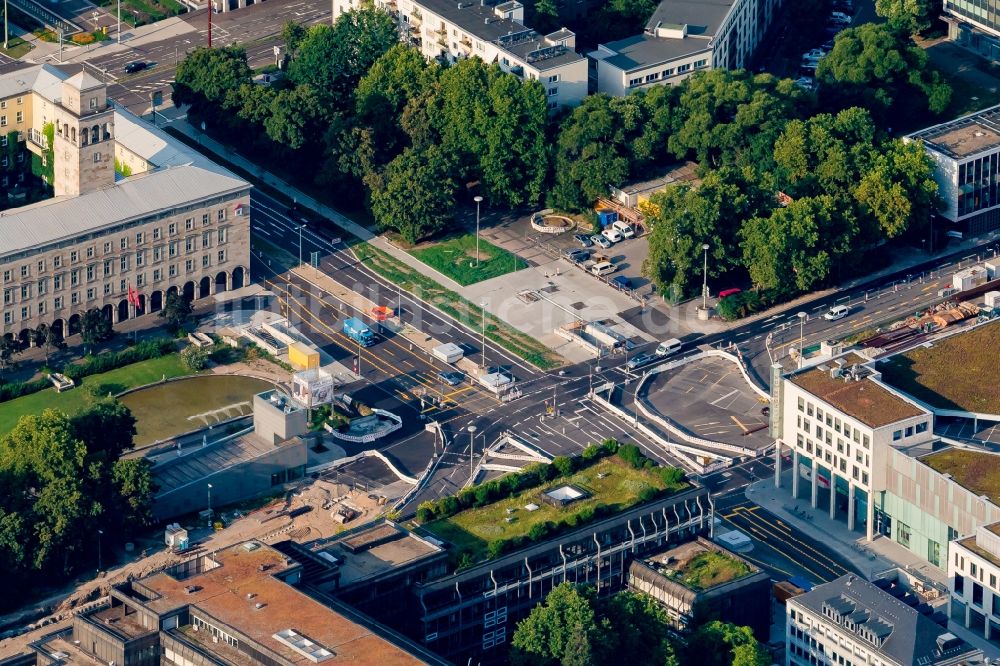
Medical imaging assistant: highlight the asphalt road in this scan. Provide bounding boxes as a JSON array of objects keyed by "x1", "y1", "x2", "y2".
[{"x1": 68, "y1": 0, "x2": 330, "y2": 115}]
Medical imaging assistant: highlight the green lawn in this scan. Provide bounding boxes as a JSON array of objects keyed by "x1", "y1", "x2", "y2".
[
  {"x1": 921, "y1": 448, "x2": 1000, "y2": 499},
  {"x1": 676, "y1": 551, "x2": 752, "y2": 591},
  {"x1": 422, "y1": 458, "x2": 687, "y2": 563},
  {"x1": 0, "y1": 354, "x2": 191, "y2": 435},
  {"x1": 409, "y1": 234, "x2": 526, "y2": 286},
  {"x1": 880, "y1": 321, "x2": 1000, "y2": 413},
  {"x1": 0, "y1": 37, "x2": 33, "y2": 59},
  {"x1": 353, "y1": 242, "x2": 562, "y2": 370}
]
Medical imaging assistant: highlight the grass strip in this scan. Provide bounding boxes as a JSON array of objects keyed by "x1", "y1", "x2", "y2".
[
  {"x1": 353, "y1": 242, "x2": 563, "y2": 370},
  {"x1": 409, "y1": 234, "x2": 526, "y2": 286}
]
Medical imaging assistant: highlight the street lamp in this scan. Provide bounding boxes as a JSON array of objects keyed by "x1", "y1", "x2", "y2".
[
  {"x1": 97, "y1": 529, "x2": 104, "y2": 572},
  {"x1": 117, "y1": 0, "x2": 121, "y2": 44},
  {"x1": 3, "y1": 0, "x2": 9, "y2": 50},
  {"x1": 207, "y1": 483, "x2": 213, "y2": 527},
  {"x1": 474, "y1": 196, "x2": 483, "y2": 267},
  {"x1": 468, "y1": 424, "x2": 477, "y2": 481},
  {"x1": 701, "y1": 243, "x2": 710, "y2": 310},
  {"x1": 797, "y1": 311, "x2": 807, "y2": 368}
]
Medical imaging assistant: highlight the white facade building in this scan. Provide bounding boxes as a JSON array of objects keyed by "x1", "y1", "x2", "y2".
[
  {"x1": 950, "y1": 522, "x2": 1000, "y2": 643},
  {"x1": 332, "y1": 0, "x2": 588, "y2": 108},
  {"x1": 590, "y1": 0, "x2": 783, "y2": 96},
  {"x1": 787, "y1": 575, "x2": 981, "y2": 666},
  {"x1": 772, "y1": 359, "x2": 933, "y2": 541}
]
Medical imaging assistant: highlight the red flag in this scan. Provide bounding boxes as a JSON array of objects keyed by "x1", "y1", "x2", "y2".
[{"x1": 128, "y1": 284, "x2": 139, "y2": 307}]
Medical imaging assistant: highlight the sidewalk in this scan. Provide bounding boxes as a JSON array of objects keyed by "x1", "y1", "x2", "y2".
[{"x1": 17, "y1": 16, "x2": 196, "y2": 64}]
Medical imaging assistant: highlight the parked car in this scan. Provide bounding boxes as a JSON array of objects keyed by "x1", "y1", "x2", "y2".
[
  {"x1": 591, "y1": 261, "x2": 616, "y2": 276},
  {"x1": 612, "y1": 220, "x2": 635, "y2": 239},
  {"x1": 574, "y1": 233, "x2": 594, "y2": 247},
  {"x1": 124, "y1": 61, "x2": 148, "y2": 74},
  {"x1": 563, "y1": 248, "x2": 590, "y2": 262},
  {"x1": 610, "y1": 275, "x2": 632, "y2": 291},
  {"x1": 591, "y1": 234, "x2": 612, "y2": 249},
  {"x1": 794, "y1": 77, "x2": 817, "y2": 91},
  {"x1": 626, "y1": 353, "x2": 655, "y2": 372},
  {"x1": 718, "y1": 287, "x2": 742, "y2": 299},
  {"x1": 601, "y1": 227, "x2": 623, "y2": 244},
  {"x1": 830, "y1": 11, "x2": 852, "y2": 22},
  {"x1": 803, "y1": 48, "x2": 827, "y2": 59},
  {"x1": 438, "y1": 371, "x2": 465, "y2": 386},
  {"x1": 824, "y1": 305, "x2": 850, "y2": 321}
]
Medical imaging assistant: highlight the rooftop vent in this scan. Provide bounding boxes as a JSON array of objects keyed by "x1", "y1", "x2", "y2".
[
  {"x1": 254, "y1": 602, "x2": 266, "y2": 610},
  {"x1": 246, "y1": 593, "x2": 256, "y2": 600}
]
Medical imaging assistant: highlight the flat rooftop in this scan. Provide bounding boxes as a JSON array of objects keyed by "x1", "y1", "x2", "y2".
[
  {"x1": 327, "y1": 523, "x2": 444, "y2": 587},
  {"x1": 909, "y1": 104, "x2": 1000, "y2": 159},
  {"x1": 86, "y1": 605, "x2": 153, "y2": 640},
  {"x1": 153, "y1": 433, "x2": 304, "y2": 496},
  {"x1": 879, "y1": 321, "x2": 1000, "y2": 415},
  {"x1": 642, "y1": 540, "x2": 755, "y2": 592},
  {"x1": 597, "y1": 33, "x2": 712, "y2": 72},
  {"x1": 139, "y1": 542, "x2": 430, "y2": 665},
  {"x1": 956, "y1": 533, "x2": 1000, "y2": 569},
  {"x1": 921, "y1": 447, "x2": 1000, "y2": 502},
  {"x1": 644, "y1": 0, "x2": 734, "y2": 35},
  {"x1": 790, "y1": 367, "x2": 926, "y2": 428},
  {"x1": 32, "y1": 634, "x2": 105, "y2": 666}
]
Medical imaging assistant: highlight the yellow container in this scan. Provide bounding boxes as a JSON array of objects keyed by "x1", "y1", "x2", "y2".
[{"x1": 288, "y1": 342, "x2": 319, "y2": 370}]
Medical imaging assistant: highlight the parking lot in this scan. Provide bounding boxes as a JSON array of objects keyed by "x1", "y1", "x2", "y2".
[{"x1": 643, "y1": 357, "x2": 772, "y2": 451}]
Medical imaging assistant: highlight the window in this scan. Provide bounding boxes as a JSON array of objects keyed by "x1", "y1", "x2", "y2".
[
  {"x1": 628, "y1": 78, "x2": 642, "y2": 86},
  {"x1": 70, "y1": 270, "x2": 79, "y2": 286},
  {"x1": 185, "y1": 259, "x2": 194, "y2": 273},
  {"x1": 547, "y1": 74, "x2": 559, "y2": 83},
  {"x1": 2, "y1": 270, "x2": 8, "y2": 282},
  {"x1": 974, "y1": 582, "x2": 984, "y2": 606},
  {"x1": 905, "y1": 426, "x2": 913, "y2": 437},
  {"x1": 0, "y1": 135, "x2": 5, "y2": 147},
  {"x1": 153, "y1": 228, "x2": 161, "y2": 241},
  {"x1": 862, "y1": 434, "x2": 870, "y2": 449},
  {"x1": 3, "y1": 312, "x2": 9, "y2": 325},
  {"x1": 169, "y1": 264, "x2": 177, "y2": 278},
  {"x1": 798, "y1": 397, "x2": 805, "y2": 411},
  {"x1": 104, "y1": 283, "x2": 112, "y2": 295},
  {"x1": 120, "y1": 256, "x2": 129, "y2": 272},
  {"x1": 202, "y1": 231, "x2": 212, "y2": 248},
  {"x1": 153, "y1": 247, "x2": 162, "y2": 262},
  {"x1": 897, "y1": 521, "x2": 911, "y2": 548},
  {"x1": 20, "y1": 306, "x2": 28, "y2": 320},
  {"x1": 0, "y1": 116, "x2": 6, "y2": 127},
  {"x1": 185, "y1": 218, "x2": 195, "y2": 231},
  {"x1": 202, "y1": 213, "x2": 210, "y2": 226},
  {"x1": 121, "y1": 237, "x2": 128, "y2": 250},
  {"x1": 169, "y1": 223, "x2": 177, "y2": 235},
  {"x1": 661, "y1": 68, "x2": 675, "y2": 77},
  {"x1": 547, "y1": 87, "x2": 558, "y2": 96},
  {"x1": 677, "y1": 63, "x2": 691, "y2": 73},
  {"x1": 169, "y1": 242, "x2": 178, "y2": 258},
  {"x1": 916, "y1": 422, "x2": 928, "y2": 434},
  {"x1": 2, "y1": 289, "x2": 11, "y2": 304},
  {"x1": 86, "y1": 247, "x2": 94, "y2": 259},
  {"x1": 153, "y1": 268, "x2": 162, "y2": 282},
  {"x1": 217, "y1": 209, "x2": 226, "y2": 222},
  {"x1": 71, "y1": 292, "x2": 79, "y2": 305},
  {"x1": 972, "y1": 562, "x2": 979, "y2": 577},
  {"x1": 135, "y1": 251, "x2": 144, "y2": 267},
  {"x1": 202, "y1": 255, "x2": 211, "y2": 268},
  {"x1": 54, "y1": 296, "x2": 62, "y2": 310},
  {"x1": 185, "y1": 237, "x2": 195, "y2": 253},
  {"x1": 217, "y1": 228, "x2": 227, "y2": 244},
  {"x1": 86, "y1": 265, "x2": 95, "y2": 281},
  {"x1": 15, "y1": 111, "x2": 22, "y2": 123},
  {"x1": 893, "y1": 430, "x2": 902, "y2": 441},
  {"x1": 93, "y1": 152, "x2": 101, "y2": 163},
  {"x1": 54, "y1": 274, "x2": 63, "y2": 290},
  {"x1": 136, "y1": 273, "x2": 145, "y2": 287},
  {"x1": 104, "y1": 260, "x2": 113, "y2": 276},
  {"x1": 37, "y1": 260, "x2": 45, "y2": 274},
  {"x1": 87, "y1": 287, "x2": 96, "y2": 301},
  {"x1": 218, "y1": 249, "x2": 227, "y2": 264},
  {"x1": 645, "y1": 73, "x2": 659, "y2": 82},
  {"x1": 104, "y1": 242, "x2": 112, "y2": 254},
  {"x1": 136, "y1": 232, "x2": 144, "y2": 245},
  {"x1": 694, "y1": 59, "x2": 707, "y2": 68}
]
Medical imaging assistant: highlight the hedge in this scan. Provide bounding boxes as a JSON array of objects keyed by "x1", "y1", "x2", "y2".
[{"x1": 0, "y1": 338, "x2": 177, "y2": 405}]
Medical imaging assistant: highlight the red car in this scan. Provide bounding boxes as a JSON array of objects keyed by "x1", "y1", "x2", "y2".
[{"x1": 718, "y1": 288, "x2": 742, "y2": 299}]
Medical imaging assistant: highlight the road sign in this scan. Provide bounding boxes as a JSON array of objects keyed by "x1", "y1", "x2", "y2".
[
  {"x1": 310, "y1": 251, "x2": 320, "y2": 268},
  {"x1": 329, "y1": 237, "x2": 342, "y2": 246}
]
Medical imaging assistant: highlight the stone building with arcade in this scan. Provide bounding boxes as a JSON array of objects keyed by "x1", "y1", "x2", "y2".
[{"x1": 0, "y1": 62, "x2": 250, "y2": 345}]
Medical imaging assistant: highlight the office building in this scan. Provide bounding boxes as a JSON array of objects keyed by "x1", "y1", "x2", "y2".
[
  {"x1": 949, "y1": 521, "x2": 1000, "y2": 644},
  {"x1": 0, "y1": 62, "x2": 251, "y2": 345},
  {"x1": 590, "y1": 0, "x2": 783, "y2": 96},
  {"x1": 331, "y1": 0, "x2": 588, "y2": 108},
  {"x1": 787, "y1": 574, "x2": 982, "y2": 666},
  {"x1": 908, "y1": 106, "x2": 1000, "y2": 236},
  {"x1": 11, "y1": 540, "x2": 446, "y2": 666},
  {"x1": 943, "y1": 0, "x2": 1000, "y2": 60}
]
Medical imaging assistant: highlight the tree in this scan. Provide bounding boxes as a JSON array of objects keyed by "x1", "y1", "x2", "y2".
[
  {"x1": 875, "y1": 0, "x2": 933, "y2": 34},
  {"x1": 0, "y1": 335, "x2": 21, "y2": 377},
  {"x1": 172, "y1": 47, "x2": 253, "y2": 129},
  {"x1": 281, "y1": 20, "x2": 307, "y2": 56},
  {"x1": 854, "y1": 138, "x2": 941, "y2": 241},
  {"x1": 70, "y1": 399, "x2": 137, "y2": 460},
  {"x1": 181, "y1": 344, "x2": 210, "y2": 371},
  {"x1": 369, "y1": 145, "x2": 457, "y2": 244},
  {"x1": 287, "y1": 8, "x2": 398, "y2": 106},
  {"x1": 684, "y1": 621, "x2": 769, "y2": 666},
  {"x1": 511, "y1": 583, "x2": 600, "y2": 666},
  {"x1": 597, "y1": 592, "x2": 679, "y2": 666},
  {"x1": 160, "y1": 292, "x2": 193, "y2": 332},
  {"x1": 80, "y1": 308, "x2": 112, "y2": 351},
  {"x1": 111, "y1": 458, "x2": 156, "y2": 532},
  {"x1": 530, "y1": 0, "x2": 560, "y2": 33},
  {"x1": 31, "y1": 324, "x2": 64, "y2": 364},
  {"x1": 816, "y1": 24, "x2": 951, "y2": 125}
]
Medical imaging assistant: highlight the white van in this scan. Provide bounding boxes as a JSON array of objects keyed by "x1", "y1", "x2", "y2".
[
  {"x1": 655, "y1": 338, "x2": 682, "y2": 357},
  {"x1": 823, "y1": 305, "x2": 849, "y2": 321},
  {"x1": 591, "y1": 261, "x2": 616, "y2": 277},
  {"x1": 612, "y1": 220, "x2": 635, "y2": 239}
]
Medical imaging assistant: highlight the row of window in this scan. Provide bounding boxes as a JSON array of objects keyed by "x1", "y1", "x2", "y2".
[
  {"x1": 1, "y1": 254, "x2": 228, "y2": 325},
  {"x1": 0, "y1": 111, "x2": 24, "y2": 127},
  {"x1": 892, "y1": 422, "x2": 928, "y2": 441},
  {"x1": 627, "y1": 59, "x2": 708, "y2": 87},
  {"x1": 954, "y1": 574, "x2": 1000, "y2": 616},
  {"x1": 0, "y1": 97, "x2": 24, "y2": 108},
  {"x1": 955, "y1": 550, "x2": 1000, "y2": 598},
  {"x1": 2, "y1": 221, "x2": 231, "y2": 282},
  {"x1": 797, "y1": 397, "x2": 875, "y2": 446},
  {"x1": 788, "y1": 612, "x2": 887, "y2": 666},
  {"x1": 3, "y1": 235, "x2": 230, "y2": 296}
]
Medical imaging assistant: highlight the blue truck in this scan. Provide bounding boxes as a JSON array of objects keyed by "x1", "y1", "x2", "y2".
[{"x1": 343, "y1": 317, "x2": 376, "y2": 347}]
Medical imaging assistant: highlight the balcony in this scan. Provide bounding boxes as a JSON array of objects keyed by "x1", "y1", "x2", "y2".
[{"x1": 27, "y1": 128, "x2": 48, "y2": 149}]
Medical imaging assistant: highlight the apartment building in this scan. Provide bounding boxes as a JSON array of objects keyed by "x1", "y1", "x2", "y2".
[
  {"x1": 908, "y1": 106, "x2": 1000, "y2": 236},
  {"x1": 943, "y1": 0, "x2": 1000, "y2": 60},
  {"x1": 772, "y1": 358, "x2": 933, "y2": 541},
  {"x1": 0, "y1": 62, "x2": 250, "y2": 345},
  {"x1": 331, "y1": 0, "x2": 588, "y2": 108},
  {"x1": 787, "y1": 574, "x2": 982, "y2": 666},
  {"x1": 10, "y1": 540, "x2": 445, "y2": 666},
  {"x1": 590, "y1": 0, "x2": 783, "y2": 96}
]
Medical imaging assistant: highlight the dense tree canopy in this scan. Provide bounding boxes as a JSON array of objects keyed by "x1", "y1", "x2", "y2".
[
  {"x1": 817, "y1": 24, "x2": 951, "y2": 124},
  {"x1": 0, "y1": 403, "x2": 154, "y2": 606},
  {"x1": 875, "y1": 0, "x2": 934, "y2": 34}
]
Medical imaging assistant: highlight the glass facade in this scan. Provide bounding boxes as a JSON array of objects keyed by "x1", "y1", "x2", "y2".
[
  {"x1": 947, "y1": 0, "x2": 1000, "y2": 33},
  {"x1": 958, "y1": 152, "x2": 1000, "y2": 217}
]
